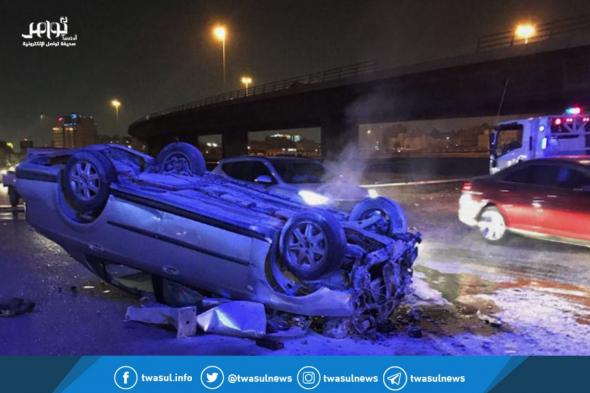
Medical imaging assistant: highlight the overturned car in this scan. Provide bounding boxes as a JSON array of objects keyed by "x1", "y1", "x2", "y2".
[{"x1": 15, "y1": 142, "x2": 420, "y2": 333}]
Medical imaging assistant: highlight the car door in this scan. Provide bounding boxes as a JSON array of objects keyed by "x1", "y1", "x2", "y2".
[
  {"x1": 534, "y1": 165, "x2": 590, "y2": 241},
  {"x1": 497, "y1": 164, "x2": 547, "y2": 232},
  {"x1": 492, "y1": 122, "x2": 528, "y2": 171}
]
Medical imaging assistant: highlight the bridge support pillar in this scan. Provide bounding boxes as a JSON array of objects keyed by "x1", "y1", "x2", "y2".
[
  {"x1": 320, "y1": 117, "x2": 359, "y2": 159},
  {"x1": 222, "y1": 130, "x2": 249, "y2": 157}
]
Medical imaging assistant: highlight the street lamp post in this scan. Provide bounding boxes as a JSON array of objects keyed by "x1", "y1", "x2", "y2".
[
  {"x1": 111, "y1": 99, "x2": 121, "y2": 122},
  {"x1": 241, "y1": 76, "x2": 252, "y2": 95},
  {"x1": 514, "y1": 23, "x2": 536, "y2": 44},
  {"x1": 212, "y1": 25, "x2": 227, "y2": 90}
]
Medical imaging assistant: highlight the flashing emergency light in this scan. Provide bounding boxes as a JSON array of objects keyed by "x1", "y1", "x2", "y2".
[
  {"x1": 554, "y1": 118, "x2": 562, "y2": 126},
  {"x1": 583, "y1": 117, "x2": 590, "y2": 122},
  {"x1": 565, "y1": 106, "x2": 582, "y2": 115},
  {"x1": 57, "y1": 116, "x2": 64, "y2": 122}
]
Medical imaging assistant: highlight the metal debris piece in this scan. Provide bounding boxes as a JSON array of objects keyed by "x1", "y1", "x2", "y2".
[
  {"x1": 196, "y1": 301, "x2": 266, "y2": 338},
  {"x1": 200, "y1": 297, "x2": 231, "y2": 309},
  {"x1": 125, "y1": 305, "x2": 198, "y2": 338},
  {"x1": 322, "y1": 318, "x2": 351, "y2": 339},
  {"x1": 477, "y1": 310, "x2": 502, "y2": 328},
  {"x1": 407, "y1": 325, "x2": 423, "y2": 338},
  {"x1": 255, "y1": 337, "x2": 284, "y2": 350},
  {"x1": 0, "y1": 297, "x2": 35, "y2": 317}
]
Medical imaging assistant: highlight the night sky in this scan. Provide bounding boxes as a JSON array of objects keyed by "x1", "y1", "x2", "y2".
[{"x1": 0, "y1": 0, "x2": 587, "y2": 146}]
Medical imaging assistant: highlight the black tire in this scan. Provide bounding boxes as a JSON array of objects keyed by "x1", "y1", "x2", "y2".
[
  {"x1": 156, "y1": 142, "x2": 206, "y2": 176},
  {"x1": 349, "y1": 197, "x2": 407, "y2": 236},
  {"x1": 7, "y1": 186, "x2": 20, "y2": 208},
  {"x1": 279, "y1": 210, "x2": 346, "y2": 280},
  {"x1": 61, "y1": 150, "x2": 116, "y2": 216}
]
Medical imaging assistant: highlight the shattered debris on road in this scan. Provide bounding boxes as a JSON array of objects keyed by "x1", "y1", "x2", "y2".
[{"x1": 0, "y1": 297, "x2": 35, "y2": 317}]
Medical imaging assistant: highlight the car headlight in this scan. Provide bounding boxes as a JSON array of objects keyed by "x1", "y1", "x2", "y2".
[
  {"x1": 368, "y1": 188, "x2": 379, "y2": 198},
  {"x1": 298, "y1": 190, "x2": 330, "y2": 206}
]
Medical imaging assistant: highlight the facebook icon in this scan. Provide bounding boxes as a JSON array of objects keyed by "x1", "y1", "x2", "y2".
[{"x1": 114, "y1": 366, "x2": 138, "y2": 390}]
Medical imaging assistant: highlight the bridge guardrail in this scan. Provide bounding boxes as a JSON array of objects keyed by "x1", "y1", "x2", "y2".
[
  {"x1": 477, "y1": 14, "x2": 590, "y2": 52},
  {"x1": 143, "y1": 60, "x2": 377, "y2": 119},
  {"x1": 135, "y1": 14, "x2": 590, "y2": 125}
]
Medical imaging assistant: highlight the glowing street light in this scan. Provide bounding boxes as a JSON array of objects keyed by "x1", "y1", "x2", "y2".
[
  {"x1": 515, "y1": 23, "x2": 536, "y2": 44},
  {"x1": 241, "y1": 76, "x2": 252, "y2": 95},
  {"x1": 212, "y1": 24, "x2": 227, "y2": 90},
  {"x1": 110, "y1": 99, "x2": 121, "y2": 122}
]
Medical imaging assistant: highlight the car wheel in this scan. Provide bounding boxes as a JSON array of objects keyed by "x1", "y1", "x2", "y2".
[
  {"x1": 478, "y1": 206, "x2": 507, "y2": 242},
  {"x1": 349, "y1": 197, "x2": 407, "y2": 236},
  {"x1": 279, "y1": 211, "x2": 346, "y2": 280},
  {"x1": 62, "y1": 150, "x2": 116, "y2": 216},
  {"x1": 156, "y1": 142, "x2": 206, "y2": 176},
  {"x1": 8, "y1": 186, "x2": 20, "y2": 208}
]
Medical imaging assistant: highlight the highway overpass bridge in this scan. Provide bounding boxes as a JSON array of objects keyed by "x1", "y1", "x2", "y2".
[{"x1": 129, "y1": 38, "x2": 590, "y2": 158}]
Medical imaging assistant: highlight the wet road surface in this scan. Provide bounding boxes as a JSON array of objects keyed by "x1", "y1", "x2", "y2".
[{"x1": 0, "y1": 183, "x2": 589, "y2": 355}]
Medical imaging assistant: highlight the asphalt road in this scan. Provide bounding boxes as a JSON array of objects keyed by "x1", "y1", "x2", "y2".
[{"x1": 0, "y1": 182, "x2": 589, "y2": 355}]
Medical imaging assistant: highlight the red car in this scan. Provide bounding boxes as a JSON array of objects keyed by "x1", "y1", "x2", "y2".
[{"x1": 459, "y1": 156, "x2": 590, "y2": 246}]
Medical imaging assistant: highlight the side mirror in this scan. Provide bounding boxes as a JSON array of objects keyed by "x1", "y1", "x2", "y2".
[{"x1": 254, "y1": 175, "x2": 273, "y2": 184}]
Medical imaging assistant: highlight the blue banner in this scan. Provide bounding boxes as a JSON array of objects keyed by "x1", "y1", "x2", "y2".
[{"x1": 1, "y1": 356, "x2": 588, "y2": 392}]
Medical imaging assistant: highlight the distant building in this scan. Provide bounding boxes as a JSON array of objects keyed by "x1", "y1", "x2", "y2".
[
  {"x1": 96, "y1": 134, "x2": 133, "y2": 147},
  {"x1": 52, "y1": 114, "x2": 98, "y2": 148},
  {"x1": 248, "y1": 133, "x2": 320, "y2": 157},
  {"x1": 477, "y1": 129, "x2": 490, "y2": 151},
  {"x1": 20, "y1": 139, "x2": 33, "y2": 154}
]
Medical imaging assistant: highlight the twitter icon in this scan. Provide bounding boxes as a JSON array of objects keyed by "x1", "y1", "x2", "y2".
[
  {"x1": 200, "y1": 365, "x2": 225, "y2": 390},
  {"x1": 206, "y1": 372, "x2": 219, "y2": 383}
]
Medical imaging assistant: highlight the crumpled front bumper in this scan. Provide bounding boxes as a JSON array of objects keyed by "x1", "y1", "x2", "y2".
[{"x1": 349, "y1": 232, "x2": 420, "y2": 332}]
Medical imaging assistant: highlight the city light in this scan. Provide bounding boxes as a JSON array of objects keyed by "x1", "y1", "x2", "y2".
[
  {"x1": 212, "y1": 25, "x2": 226, "y2": 42},
  {"x1": 515, "y1": 23, "x2": 536, "y2": 44},
  {"x1": 212, "y1": 24, "x2": 228, "y2": 90},
  {"x1": 241, "y1": 76, "x2": 253, "y2": 94},
  {"x1": 111, "y1": 99, "x2": 121, "y2": 121}
]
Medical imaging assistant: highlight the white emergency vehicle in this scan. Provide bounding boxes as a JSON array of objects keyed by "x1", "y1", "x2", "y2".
[{"x1": 489, "y1": 106, "x2": 590, "y2": 174}]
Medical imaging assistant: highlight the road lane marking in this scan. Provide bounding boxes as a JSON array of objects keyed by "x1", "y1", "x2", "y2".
[{"x1": 361, "y1": 178, "x2": 466, "y2": 188}]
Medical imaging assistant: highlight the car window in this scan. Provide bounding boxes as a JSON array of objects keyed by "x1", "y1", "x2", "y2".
[
  {"x1": 503, "y1": 164, "x2": 590, "y2": 190},
  {"x1": 270, "y1": 160, "x2": 326, "y2": 183},
  {"x1": 503, "y1": 166, "x2": 534, "y2": 184},
  {"x1": 553, "y1": 167, "x2": 590, "y2": 190},
  {"x1": 495, "y1": 125, "x2": 523, "y2": 157},
  {"x1": 503, "y1": 164, "x2": 555, "y2": 186},
  {"x1": 222, "y1": 161, "x2": 274, "y2": 183}
]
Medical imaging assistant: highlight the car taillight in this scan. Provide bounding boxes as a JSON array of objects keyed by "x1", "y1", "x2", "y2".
[{"x1": 462, "y1": 181, "x2": 473, "y2": 192}]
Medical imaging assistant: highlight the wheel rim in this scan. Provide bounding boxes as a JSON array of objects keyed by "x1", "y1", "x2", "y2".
[
  {"x1": 478, "y1": 210, "x2": 506, "y2": 241},
  {"x1": 69, "y1": 160, "x2": 100, "y2": 201},
  {"x1": 360, "y1": 209, "x2": 391, "y2": 234},
  {"x1": 163, "y1": 153, "x2": 191, "y2": 174},
  {"x1": 285, "y1": 221, "x2": 327, "y2": 272}
]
